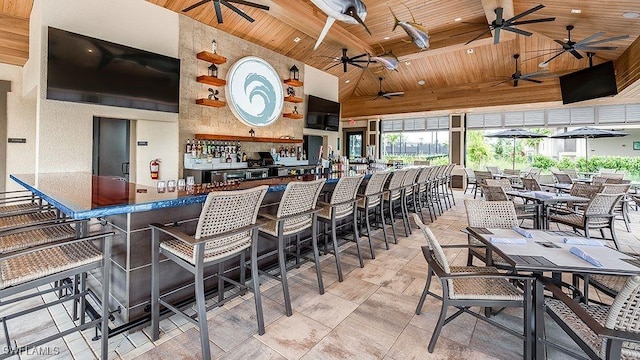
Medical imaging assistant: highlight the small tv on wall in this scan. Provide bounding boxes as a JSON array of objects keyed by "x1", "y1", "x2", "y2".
[
  {"x1": 46, "y1": 27, "x2": 180, "y2": 113},
  {"x1": 559, "y1": 61, "x2": 618, "y2": 105},
  {"x1": 305, "y1": 95, "x2": 340, "y2": 132}
]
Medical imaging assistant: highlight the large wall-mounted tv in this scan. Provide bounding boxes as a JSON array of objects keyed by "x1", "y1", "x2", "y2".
[
  {"x1": 305, "y1": 95, "x2": 341, "y2": 132},
  {"x1": 559, "y1": 61, "x2": 618, "y2": 105},
  {"x1": 47, "y1": 27, "x2": 180, "y2": 113}
]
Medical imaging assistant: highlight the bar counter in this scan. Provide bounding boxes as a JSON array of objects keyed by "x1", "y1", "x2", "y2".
[{"x1": 9, "y1": 172, "x2": 368, "y2": 326}]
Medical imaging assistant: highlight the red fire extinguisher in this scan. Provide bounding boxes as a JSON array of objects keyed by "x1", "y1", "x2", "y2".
[{"x1": 150, "y1": 159, "x2": 160, "y2": 180}]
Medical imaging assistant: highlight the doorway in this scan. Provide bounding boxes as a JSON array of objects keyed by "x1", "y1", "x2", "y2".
[
  {"x1": 93, "y1": 117, "x2": 130, "y2": 180},
  {"x1": 345, "y1": 130, "x2": 365, "y2": 159}
]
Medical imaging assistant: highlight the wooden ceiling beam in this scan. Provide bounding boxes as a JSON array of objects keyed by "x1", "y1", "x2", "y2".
[
  {"x1": 0, "y1": 13, "x2": 29, "y2": 66},
  {"x1": 615, "y1": 34, "x2": 640, "y2": 96}
]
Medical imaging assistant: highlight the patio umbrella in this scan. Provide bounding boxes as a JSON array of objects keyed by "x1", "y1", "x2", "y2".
[
  {"x1": 550, "y1": 127, "x2": 629, "y2": 171},
  {"x1": 485, "y1": 128, "x2": 548, "y2": 170}
]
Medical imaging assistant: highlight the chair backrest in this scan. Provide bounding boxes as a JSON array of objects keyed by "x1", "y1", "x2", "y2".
[
  {"x1": 464, "y1": 200, "x2": 519, "y2": 228},
  {"x1": 553, "y1": 172, "x2": 573, "y2": 184},
  {"x1": 473, "y1": 170, "x2": 493, "y2": 185},
  {"x1": 592, "y1": 177, "x2": 608, "y2": 186},
  {"x1": 486, "y1": 166, "x2": 500, "y2": 175},
  {"x1": 606, "y1": 178, "x2": 631, "y2": 184},
  {"x1": 387, "y1": 169, "x2": 406, "y2": 190},
  {"x1": 485, "y1": 178, "x2": 513, "y2": 191},
  {"x1": 599, "y1": 168, "x2": 616, "y2": 174},
  {"x1": 559, "y1": 168, "x2": 578, "y2": 179},
  {"x1": 526, "y1": 167, "x2": 541, "y2": 177},
  {"x1": 570, "y1": 183, "x2": 601, "y2": 198},
  {"x1": 601, "y1": 173, "x2": 625, "y2": 180},
  {"x1": 522, "y1": 178, "x2": 542, "y2": 191},
  {"x1": 600, "y1": 184, "x2": 631, "y2": 195},
  {"x1": 482, "y1": 185, "x2": 510, "y2": 201},
  {"x1": 584, "y1": 193, "x2": 624, "y2": 217},
  {"x1": 277, "y1": 179, "x2": 326, "y2": 218},
  {"x1": 416, "y1": 167, "x2": 431, "y2": 184},
  {"x1": 330, "y1": 175, "x2": 364, "y2": 218},
  {"x1": 195, "y1": 186, "x2": 268, "y2": 241},
  {"x1": 445, "y1": 164, "x2": 455, "y2": 176},
  {"x1": 364, "y1": 172, "x2": 390, "y2": 196},
  {"x1": 603, "y1": 275, "x2": 640, "y2": 358},
  {"x1": 412, "y1": 213, "x2": 450, "y2": 274},
  {"x1": 401, "y1": 167, "x2": 420, "y2": 188},
  {"x1": 464, "y1": 167, "x2": 475, "y2": 179},
  {"x1": 503, "y1": 169, "x2": 521, "y2": 176}
]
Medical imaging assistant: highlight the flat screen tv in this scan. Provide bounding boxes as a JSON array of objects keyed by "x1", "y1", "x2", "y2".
[
  {"x1": 559, "y1": 61, "x2": 617, "y2": 105},
  {"x1": 47, "y1": 27, "x2": 180, "y2": 113},
  {"x1": 305, "y1": 95, "x2": 340, "y2": 132}
]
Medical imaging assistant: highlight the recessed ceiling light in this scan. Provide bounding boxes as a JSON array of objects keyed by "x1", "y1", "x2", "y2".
[
  {"x1": 466, "y1": 48, "x2": 474, "y2": 54},
  {"x1": 345, "y1": 79, "x2": 351, "y2": 84},
  {"x1": 405, "y1": 61, "x2": 411, "y2": 65},
  {"x1": 623, "y1": 12, "x2": 640, "y2": 19},
  {"x1": 293, "y1": 37, "x2": 301, "y2": 43},
  {"x1": 383, "y1": 36, "x2": 390, "y2": 40},
  {"x1": 454, "y1": 17, "x2": 462, "y2": 22},
  {"x1": 88, "y1": 49, "x2": 93, "y2": 53},
  {"x1": 417, "y1": 80, "x2": 426, "y2": 86},
  {"x1": 570, "y1": 9, "x2": 582, "y2": 14}
]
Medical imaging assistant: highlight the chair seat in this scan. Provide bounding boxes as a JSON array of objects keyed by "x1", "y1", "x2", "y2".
[
  {"x1": 0, "y1": 211, "x2": 58, "y2": 230},
  {"x1": 549, "y1": 213, "x2": 608, "y2": 227},
  {"x1": 545, "y1": 298, "x2": 640, "y2": 359},
  {"x1": 317, "y1": 203, "x2": 353, "y2": 221},
  {"x1": 0, "y1": 224, "x2": 75, "y2": 254},
  {"x1": 161, "y1": 231, "x2": 252, "y2": 265},
  {"x1": 384, "y1": 190, "x2": 401, "y2": 202},
  {"x1": 259, "y1": 215, "x2": 312, "y2": 237},
  {"x1": 357, "y1": 196, "x2": 381, "y2": 210},
  {"x1": 0, "y1": 203, "x2": 42, "y2": 216},
  {"x1": 0, "y1": 242, "x2": 102, "y2": 290},
  {"x1": 449, "y1": 272, "x2": 523, "y2": 301},
  {"x1": 590, "y1": 274, "x2": 629, "y2": 295}
]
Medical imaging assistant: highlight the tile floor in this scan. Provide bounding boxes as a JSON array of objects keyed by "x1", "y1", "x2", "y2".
[{"x1": 4, "y1": 190, "x2": 640, "y2": 359}]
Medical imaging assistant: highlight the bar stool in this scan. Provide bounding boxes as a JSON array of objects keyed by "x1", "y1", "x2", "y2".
[
  {"x1": 357, "y1": 172, "x2": 391, "y2": 259},
  {"x1": 258, "y1": 179, "x2": 325, "y2": 316},
  {"x1": 0, "y1": 229, "x2": 112, "y2": 359},
  {"x1": 317, "y1": 175, "x2": 364, "y2": 281},
  {"x1": 399, "y1": 167, "x2": 420, "y2": 234},
  {"x1": 384, "y1": 169, "x2": 407, "y2": 244},
  {"x1": 150, "y1": 186, "x2": 268, "y2": 360}
]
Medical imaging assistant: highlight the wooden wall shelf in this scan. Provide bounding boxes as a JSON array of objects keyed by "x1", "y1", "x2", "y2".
[
  {"x1": 196, "y1": 51, "x2": 227, "y2": 64},
  {"x1": 196, "y1": 75, "x2": 227, "y2": 86},
  {"x1": 283, "y1": 113, "x2": 303, "y2": 119},
  {"x1": 284, "y1": 96, "x2": 304, "y2": 103},
  {"x1": 196, "y1": 99, "x2": 226, "y2": 108},
  {"x1": 195, "y1": 134, "x2": 303, "y2": 144},
  {"x1": 284, "y1": 79, "x2": 304, "y2": 87}
]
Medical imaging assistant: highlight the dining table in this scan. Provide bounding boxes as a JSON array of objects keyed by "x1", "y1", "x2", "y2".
[
  {"x1": 466, "y1": 227, "x2": 640, "y2": 360},
  {"x1": 505, "y1": 190, "x2": 590, "y2": 229}
]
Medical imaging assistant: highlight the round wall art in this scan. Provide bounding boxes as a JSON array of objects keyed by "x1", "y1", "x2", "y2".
[{"x1": 226, "y1": 56, "x2": 284, "y2": 127}]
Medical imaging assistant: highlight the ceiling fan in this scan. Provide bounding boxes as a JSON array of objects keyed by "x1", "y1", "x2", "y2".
[
  {"x1": 326, "y1": 48, "x2": 374, "y2": 73},
  {"x1": 465, "y1": 4, "x2": 555, "y2": 45},
  {"x1": 493, "y1": 54, "x2": 550, "y2": 87},
  {"x1": 538, "y1": 25, "x2": 629, "y2": 67},
  {"x1": 374, "y1": 77, "x2": 404, "y2": 100},
  {"x1": 182, "y1": 0, "x2": 269, "y2": 24}
]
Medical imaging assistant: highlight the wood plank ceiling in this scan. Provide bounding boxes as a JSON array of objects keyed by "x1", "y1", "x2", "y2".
[{"x1": 1, "y1": 0, "x2": 639, "y2": 118}]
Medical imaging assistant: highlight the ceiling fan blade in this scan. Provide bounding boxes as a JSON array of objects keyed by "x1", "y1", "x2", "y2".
[
  {"x1": 493, "y1": 27, "x2": 501, "y2": 44},
  {"x1": 465, "y1": 28, "x2": 492, "y2": 45},
  {"x1": 506, "y1": 4, "x2": 545, "y2": 23},
  {"x1": 570, "y1": 50, "x2": 583, "y2": 59},
  {"x1": 503, "y1": 27, "x2": 533, "y2": 37},
  {"x1": 574, "y1": 32, "x2": 605, "y2": 46},
  {"x1": 221, "y1": 0, "x2": 255, "y2": 22},
  {"x1": 383, "y1": 94, "x2": 393, "y2": 100},
  {"x1": 581, "y1": 34, "x2": 629, "y2": 46},
  {"x1": 350, "y1": 53, "x2": 369, "y2": 60},
  {"x1": 451, "y1": 26, "x2": 490, "y2": 37},
  {"x1": 540, "y1": 51, "x2": 566, "y2": 66},
  {"x1": 182, "y1": 0, "x2": 209, "y2": 12},
  {"x1": 491, "y1": 79, "x2": 512, "y2": 87},
  {"x1": 385, "y1": 92, "x2": 404, "y2": 97},
  {"x1": 576, "y1": 46, "x2": 618, "y2": 51},
  {"x1": 495, "y1": 7, "x2": 504, "y2": 25},
  {"x1": 524, "y1": 50, "x2": 563, "y2": 61},
  {"x1": 226, "y1": 0, "x2": 269, "y2": 11},
  {"x1": 351, "y1": 63, "x2": 366, "y2": 69},
  {"x1": 522, "y1": 78, "x2": 543, "y2": 84},
  {"x1": 213, "y1": 0, "x2": 224, "y2": 23},
  {"x1": 325, "y1": 62, "x2": 341, "y2": 71},
  {"x1": 510, "y1": 17, "x2": 556, "y2": 26},
  {"x1": 521, "y1": 70, "x2": 549, "y2": 78}
]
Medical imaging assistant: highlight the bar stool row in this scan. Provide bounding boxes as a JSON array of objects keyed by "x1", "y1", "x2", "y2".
[{"x1": 150, "y1": 163, "x2": 457, "y2": 359}]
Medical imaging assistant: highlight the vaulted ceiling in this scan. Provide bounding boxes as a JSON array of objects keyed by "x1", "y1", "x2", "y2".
[{"x1": 1, "y1": 0, "x2": 639, "y2": 118}]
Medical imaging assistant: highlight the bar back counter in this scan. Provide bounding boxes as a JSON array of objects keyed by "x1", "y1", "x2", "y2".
[{"x1": 10, "y1": 172, "x2": 349, "y2": 327}]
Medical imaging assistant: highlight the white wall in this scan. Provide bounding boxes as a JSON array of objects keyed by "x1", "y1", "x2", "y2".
[
  {"x1": 24, "y1": 0, "x2": 180, "y2": 181},
  {"x1": 303, "y1": 64, "x2": 341, "y2": 157},
  {"x1": 135, "y1": 120, "x2": 179, "y2": 185},
  {"x1": 589, "y1": 127, "x2": 640, "y2": 158}
]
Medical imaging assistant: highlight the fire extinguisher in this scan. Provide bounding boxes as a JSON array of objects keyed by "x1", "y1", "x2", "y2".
[{"x1": 150, "y1": 159, "x2": 160, "y2": 180}]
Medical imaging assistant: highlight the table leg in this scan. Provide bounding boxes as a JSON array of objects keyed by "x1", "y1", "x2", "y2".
[{"x1": 534, "y1": 274, "x2": 545, "y2": 360}]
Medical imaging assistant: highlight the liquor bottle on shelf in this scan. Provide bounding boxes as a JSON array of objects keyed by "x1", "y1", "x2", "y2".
[
  {"x1": 225, "y1": 153, "x2": 232, "y2": 163},
  {"x1": 296, "y1": 146, "x2": 301, "y2": 160},
  {"x1": 191, "y1": 140, "x2": 197, "y2": 158},
  {"x1": 186, "y1": 139, "x2": 192, "y2": 154}
]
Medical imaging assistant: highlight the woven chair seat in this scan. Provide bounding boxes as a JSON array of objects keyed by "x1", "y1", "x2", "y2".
[
  {"x1": 550, "y1": 213, "x2": 609, "y2": 227},
  {"x1": 0, "y1": 211, "x2": 57, "y2": 230},
  {"x1": 384, "y1": 190, "x2": 401, "y2": 202},
  {"x1": 546, "y1": 298, "x2": 640, "y2": 359},
  {"x1": 260, "y1": 215, "x2": 312, "y2": 237},
  {"x1": 161, "y1": 231, "x2": 252, "y2": 265},
  {"x1": 590, "y1": 274, "x2": 629, "y2": 295},
  {"x1": 0, "y1": 224, "x2": 75, "y2": 254},
  {"x1": 317, "y1": 203, "x2": 353, "y2": 221},
  {"x1": 449, "y1": 273, "x2": 523, "y2": 301},
  {"x1": 357, "y1": 196, "x2": 380, "y2": 209},
  {"x1": 0, "y1": 242, "x2": 102, "y2": 290},
  {"x1": 0, "y1": 203, "x2": 41, "y2": 216}
]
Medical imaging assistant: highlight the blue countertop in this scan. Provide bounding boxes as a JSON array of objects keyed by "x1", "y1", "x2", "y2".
[{"x1": 10, "y1": 173, "x2": 356, "y2": 220}]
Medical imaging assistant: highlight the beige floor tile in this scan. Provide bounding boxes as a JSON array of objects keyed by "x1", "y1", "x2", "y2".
[
  {"x1": 291, "y1": 290, "x2": 358, "y2": 328},
  {"x1": 133, "y1": 328, "x2": 222, "y2": 360},
  {"x1": 326, "y1": 276, "x2": 379, "y2": 304},
  {"x1": 255, "y1": 313, "x2": 331, "y2": 359},
  {"x1": 349, "y1": 287, "x2": 418, "y2": 337},
  {"x1": 219, "y1": 337, "x2": 285, "y2": 360}
]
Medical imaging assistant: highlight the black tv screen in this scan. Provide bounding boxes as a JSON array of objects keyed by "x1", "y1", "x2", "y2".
[
  {"x1": 559, "y1": 61, "x2": 617, "y2": 105},
  {"x1": 305, "y1": 95, "x2": 340, "y2": 132},
  {"x1": 47, "y1": 27, "x2": 180, "y2": 113}
]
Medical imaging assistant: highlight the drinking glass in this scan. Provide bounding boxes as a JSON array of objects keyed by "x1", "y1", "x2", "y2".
[
  {"x1": 177, "y1": 178, "x2": 186, "y2": 191},
  {"x1": 157, "y1": 181, "x2": 166, "y2": 193},
  {"x1": 167, "y1": 180, "x2": 176, "y2": 192}
]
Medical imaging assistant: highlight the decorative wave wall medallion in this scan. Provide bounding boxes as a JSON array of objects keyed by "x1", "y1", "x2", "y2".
[{"x1": 226, "y1": 57, "x2": 284, "y2": 127}]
